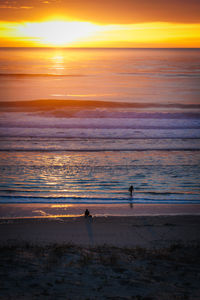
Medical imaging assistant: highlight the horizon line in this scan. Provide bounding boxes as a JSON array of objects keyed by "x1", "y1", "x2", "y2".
[{"x1": 0, "y1": 47, "x2": 200, "y2": 50}]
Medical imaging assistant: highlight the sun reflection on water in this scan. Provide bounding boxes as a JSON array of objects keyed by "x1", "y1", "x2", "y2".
[{"x1": 50, "y1": 52, "x2": 65, "y2": 74}]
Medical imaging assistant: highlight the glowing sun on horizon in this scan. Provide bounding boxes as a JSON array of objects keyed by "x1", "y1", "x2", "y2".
[{"x1": 18, "y1": 21, "x2": 100, "y2": 46}]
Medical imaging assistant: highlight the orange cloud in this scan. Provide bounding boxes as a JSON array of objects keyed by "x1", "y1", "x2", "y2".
[{"x1": 0, "y1": 0, "x2": 200, "y2": 24}]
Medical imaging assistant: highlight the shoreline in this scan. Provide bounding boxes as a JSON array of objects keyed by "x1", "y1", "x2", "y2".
[{"x1": 0, "y1": 203, "x2": 200, "y2": 219}]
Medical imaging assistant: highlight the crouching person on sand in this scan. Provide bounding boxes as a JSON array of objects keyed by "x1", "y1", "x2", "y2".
[{"x1": 84, "y1": 209, "x2": 92, "y2": 219}]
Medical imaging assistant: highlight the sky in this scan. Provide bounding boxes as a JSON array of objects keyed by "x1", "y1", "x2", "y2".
[{"x1": 0, "y1": 0, "x2": 200, "y2": 47}]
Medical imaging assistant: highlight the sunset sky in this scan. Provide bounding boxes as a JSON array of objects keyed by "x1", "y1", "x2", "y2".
[{"x1": 0, "y1": 0, "x2": 200, "y2": 47}]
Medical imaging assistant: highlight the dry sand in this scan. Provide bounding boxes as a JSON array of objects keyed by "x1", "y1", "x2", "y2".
[{"x1": 0, "y1": 214, "x2": 200, "y2": 299}]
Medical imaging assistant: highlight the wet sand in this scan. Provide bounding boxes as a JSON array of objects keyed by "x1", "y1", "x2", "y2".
[{"x1": 1, "y1": 203, "x2": 200, "y2": 219}]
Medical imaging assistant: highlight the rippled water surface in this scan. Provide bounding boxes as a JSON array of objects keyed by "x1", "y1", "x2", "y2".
[{"x1": 0, "y1": 48, "x2": 200, "y2": 204}]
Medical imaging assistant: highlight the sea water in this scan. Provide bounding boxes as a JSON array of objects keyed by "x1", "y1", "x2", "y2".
[{"x1": 0, "y1": 48, "x2": 200, "y2": 204}]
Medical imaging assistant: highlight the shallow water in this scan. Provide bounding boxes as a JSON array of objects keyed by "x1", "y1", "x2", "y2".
[{"x1": 0, "y1": 150, "x2": 199, "y2": 204}]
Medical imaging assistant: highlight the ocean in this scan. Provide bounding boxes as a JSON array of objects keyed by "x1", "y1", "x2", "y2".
[{"x1": 0, "y1": 48, "x2": 200, "y2": 205}]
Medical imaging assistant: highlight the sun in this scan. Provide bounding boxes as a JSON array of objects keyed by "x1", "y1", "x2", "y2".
[{"x1": 18, "y1": 21, "x2": 100, "y2": 46}]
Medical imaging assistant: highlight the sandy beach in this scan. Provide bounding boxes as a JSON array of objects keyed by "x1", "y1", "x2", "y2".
[
  {"x1": 0, "y1": 214, "x2": 200, "y2": 247},
  {"x1": 0, "y1": 203, "x2": 200, "y2": 246},
  {"x1": 0, "y1": 210, "x2": 200, "y2": 299}
]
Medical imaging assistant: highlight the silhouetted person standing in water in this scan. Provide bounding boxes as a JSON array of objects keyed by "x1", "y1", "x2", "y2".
[{"x1": 129, "y1": 185, "x2": 134, "y2": 196}]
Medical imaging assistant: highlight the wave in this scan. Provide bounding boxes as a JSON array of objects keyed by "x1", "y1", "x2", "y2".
[
  {"x1": 0, "y1": 195, "x2": 199, "y2": 204},
  {"x1": 0, "y1": 71, "x2": 199, "y2": 79},
  {"x1": 1, "y1": 123, "x2": 200, "y2": 130},
  {"x1": 0, "y1": 148, "x2": 200, "y2": 152},
  {"x1": 1, "y1": 99, "x2": 200, "y2": 113}
]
